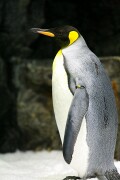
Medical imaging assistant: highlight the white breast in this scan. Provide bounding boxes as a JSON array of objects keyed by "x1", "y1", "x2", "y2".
[
  {"x1": 52, "y1": 50, "x2": 89, "y2": 178},
  {"x1": 70, "y1": 117, "x2": 89, "y2": 177},
  {"x1": 52, "y1": 50, "x2": 73, "y2": 142}
]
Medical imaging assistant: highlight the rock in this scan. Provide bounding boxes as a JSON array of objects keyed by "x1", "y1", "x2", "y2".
[
  {"x1": 0, "y1": 57, "x2": 21, "y2": 153},
  {"x1": 12, "y1": 59, "x2": 61, "y2": 151},
  {"x1": 0, "y1": 0, "x2": 45, "y2": 59}
]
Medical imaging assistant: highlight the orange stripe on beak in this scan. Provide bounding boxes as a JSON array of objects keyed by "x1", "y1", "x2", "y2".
[{"x1": 37, "y1": 31, "x2": 55, "y2": 37}]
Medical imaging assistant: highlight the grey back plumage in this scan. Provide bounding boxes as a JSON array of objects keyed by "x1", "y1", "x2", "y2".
[{"x1": 62, "y1": 36, "x2": 118, "y2": 176}]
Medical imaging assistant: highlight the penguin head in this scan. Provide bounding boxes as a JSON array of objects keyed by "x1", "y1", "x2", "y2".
[{"x1": 31, "y1": 25, "x2": 80, "y2": 48}]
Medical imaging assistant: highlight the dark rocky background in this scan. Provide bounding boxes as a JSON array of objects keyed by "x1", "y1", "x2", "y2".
[{"x1": 0, "y1": 0, "x2": 120, "y2": 160}]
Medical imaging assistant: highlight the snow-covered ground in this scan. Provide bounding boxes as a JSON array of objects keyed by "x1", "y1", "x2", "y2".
[{"x1": 0, "y1": 150, "x2": 119, "y2": 180}]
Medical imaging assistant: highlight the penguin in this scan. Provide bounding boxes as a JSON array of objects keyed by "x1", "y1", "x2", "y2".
[{"x1": 31, "y1": 25, "x2": 120, "y2": 180}]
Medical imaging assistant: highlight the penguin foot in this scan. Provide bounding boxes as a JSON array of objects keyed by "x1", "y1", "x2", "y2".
[
  {"x1": 105, "y1": 169, "x2": 120, "y2": 180},
  {"x1": 63, "y1": 176, "x2": 81, "y2": 180}
]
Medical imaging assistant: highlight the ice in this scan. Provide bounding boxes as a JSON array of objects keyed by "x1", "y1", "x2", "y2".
[{"x1": 0, "y1": 150, "x2": 119, "y2": 180}]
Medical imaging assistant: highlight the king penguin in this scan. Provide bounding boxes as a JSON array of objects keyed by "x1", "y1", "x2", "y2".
[{"x1": 31, "y1": 25, "x2": 120, "y2": 180}]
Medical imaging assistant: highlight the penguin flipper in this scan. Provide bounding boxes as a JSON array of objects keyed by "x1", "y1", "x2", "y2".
[{"x1": 63, "y1": 86, "x2": 89, "y2": 164}]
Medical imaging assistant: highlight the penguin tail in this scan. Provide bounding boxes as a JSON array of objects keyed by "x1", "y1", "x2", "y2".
[{"x1": 105, "y1": 169, "x2": 120, "y2": 180}]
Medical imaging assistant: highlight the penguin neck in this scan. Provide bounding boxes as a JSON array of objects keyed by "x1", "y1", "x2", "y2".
[{"x1": 62, "y1": 36, "x2": 88, "y2": 54}]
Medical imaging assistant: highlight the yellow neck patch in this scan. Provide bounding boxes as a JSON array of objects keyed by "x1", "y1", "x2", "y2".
[
  {"x1": 52, "y1": 50, "x2": 63, "y2": 71},
  {"x1": 68, "y1": 31, "x2": 79, "y2": 45}
]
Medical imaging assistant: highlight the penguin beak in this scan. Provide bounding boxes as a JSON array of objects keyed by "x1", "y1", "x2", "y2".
[{"x1": 31, "y1": 28, "x2": 55, "y2": 37}]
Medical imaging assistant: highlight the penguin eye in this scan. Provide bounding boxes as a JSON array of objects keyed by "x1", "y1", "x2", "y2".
[{"x1": 58, "y1": 31, "x2": 63, "y2": 36}]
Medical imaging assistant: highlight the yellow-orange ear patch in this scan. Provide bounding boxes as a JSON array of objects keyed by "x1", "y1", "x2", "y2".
[{"x1": 69, "y1": 31, "x2": 79, "y2": 45}]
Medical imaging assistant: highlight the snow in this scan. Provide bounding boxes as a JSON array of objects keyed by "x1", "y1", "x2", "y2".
[{"x1": 0, "y1": 150, "x2": 119, "y2": 180}]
